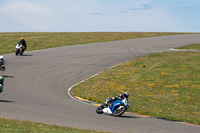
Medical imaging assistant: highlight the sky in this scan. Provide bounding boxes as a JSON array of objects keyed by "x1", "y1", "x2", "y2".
[{"x1": 0, "y1": 0, "x2": 200, "y2": 32}]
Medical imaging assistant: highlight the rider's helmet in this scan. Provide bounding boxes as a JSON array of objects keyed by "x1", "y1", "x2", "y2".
[
  {"x1": 20, "y1": 37, "x2": 24, "y2": 41},
  {"x1": 0, "y1": 56, "x2": 4, "y2": 61},
  {"x1": 123, "y1": 92, "x2": 129, "y2": 98}
]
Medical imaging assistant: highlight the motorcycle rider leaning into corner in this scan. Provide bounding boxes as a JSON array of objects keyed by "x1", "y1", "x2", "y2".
[
  {"x1": 0, "y1": 76, "x2": 4, "y2": 93},
  {"x1": 104, "y1": 92, "x2": 129, "y2": 106},
  {"x1": 18, "y1": 37, "x2": 27, "y2": 53}
]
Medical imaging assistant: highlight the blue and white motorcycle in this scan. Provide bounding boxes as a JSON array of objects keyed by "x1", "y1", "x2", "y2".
[{"x1": 96, "y1": 98, "x2": 129, "y2": 116}]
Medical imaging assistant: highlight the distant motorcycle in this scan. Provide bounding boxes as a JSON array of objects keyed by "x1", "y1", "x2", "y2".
[
  {"x1": 0, "y1": 64, "x2": 5, "y2": 71},
  {"x1": 0, "y1": 55, "x2": 5, "y2": 71},
  {"x1": 16, "y1": 43, "x2": 24, "y2": 56},
  {"x1": 96, "y1": 98, "x2": 129, "y2": 116},
  {"x1": 0, "y1": 84, "x2": 3, "y2": 93},
  {"x1": 0, "y1": 76, "x2": 4, "y2": 93}
]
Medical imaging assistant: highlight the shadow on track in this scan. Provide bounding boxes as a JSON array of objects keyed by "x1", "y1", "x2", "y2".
[
  {"x1": 120, "y1": 115, "x2": 140, "y2": 119},
  {"x1": 21, "y1": 54, "x2": 33, "y2": 56},
  {"x1": 0, "y1": 100, "x2": 15, "y2": 103},
  {"x1": 102, "y1": 114, "x2": 140, "y2": 119},
  {"x1": 1, "y1": 75, "x2": 14, "y2": 78},
  {"x1": 15, "y1": 54, "x2": 33, "y2": 56}
]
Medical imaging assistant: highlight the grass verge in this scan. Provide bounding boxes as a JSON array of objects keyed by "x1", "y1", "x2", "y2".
[
  {"x1": 176, "y1": 43, "x2": 200, "y2": 50},
  {"x1": 71, "y1": 51, "x2": 200, "y2": 125},
  {"x1": 0, "y1": 117, "x2": 109, "y2": 133},
  {"x1": 0, "y1": 32, "x2": 185, "y2": 55}
]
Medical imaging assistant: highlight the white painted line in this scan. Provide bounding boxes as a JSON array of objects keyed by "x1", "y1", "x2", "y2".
[{"x1": 67, "y1": 62, "x2": 123, "y2": 106}]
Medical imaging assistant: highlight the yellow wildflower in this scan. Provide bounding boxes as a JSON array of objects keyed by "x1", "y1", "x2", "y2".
[
  {"x1": 146, "y1": 83, "x2": 156, "y2": 87},
  {"x1": 161, "y1": 72, "x2": 171, "y2": 75},
  {"x1": 166, "y1": 85, "x2": 180, "y2": 88}
]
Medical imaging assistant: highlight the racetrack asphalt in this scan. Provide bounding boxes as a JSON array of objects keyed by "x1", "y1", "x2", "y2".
[{"x1": 0, "y1": 34, "x2": 200, "y2": 133}]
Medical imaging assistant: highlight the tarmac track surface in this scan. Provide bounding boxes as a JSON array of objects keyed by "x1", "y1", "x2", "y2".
[{"x1": 0, "y1": 34, "x2": 200, "y2": 133}]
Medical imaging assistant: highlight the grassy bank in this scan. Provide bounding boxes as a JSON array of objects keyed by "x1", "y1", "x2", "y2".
[
  {"x1": 177, "y1": 43, "x2": 200, "y2": 50},
  {"x1": 0, "y1": 117, "x2": 109, "y2": 133},
  {"x1": 0, "y1": 32, "x2": 184, "y2": 55},
  {"x1": 71, "y1": 51, "x2": 200, "y2": 125}
]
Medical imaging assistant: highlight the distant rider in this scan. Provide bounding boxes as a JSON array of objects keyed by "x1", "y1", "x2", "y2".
[
  {"x1": 104, "y1": 92, "x2": 129, "y2": 105},
  {"x1": 18, "y1": 37, "x2": 27, "y2": 53},
  {"x1": 0, "y1": 55, "x2": 5, "y2": 66},
  {"x1": 0, "y1": 76, "x2": 4, "y2": 93}
]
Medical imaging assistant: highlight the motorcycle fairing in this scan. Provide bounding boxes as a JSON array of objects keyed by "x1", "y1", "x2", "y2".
[{"x1": 109, "y1": 99, "x2": 126, "y2": 112}]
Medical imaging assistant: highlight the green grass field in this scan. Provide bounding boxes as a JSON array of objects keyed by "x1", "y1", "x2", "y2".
[
  {"x1": 71, "y1": 51, "x2": 200, "y2": 125},
  {"x1": 176, "y1": 43, "x2": 200, "y2": 50},
  {"x1": 0, "y1": 117, "x2": 110, "y2": 133},
  {"x1": 0, "y1": 32, "x2": 199, "y2": 132}
]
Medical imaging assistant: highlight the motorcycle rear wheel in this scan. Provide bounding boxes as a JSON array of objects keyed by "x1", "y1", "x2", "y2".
[
  {"x1": 113, "y1": 106, "x2": 126, "y2": 116},
  {"x1": 0, "y1": 87, "x2": 3, "y2": 93}
]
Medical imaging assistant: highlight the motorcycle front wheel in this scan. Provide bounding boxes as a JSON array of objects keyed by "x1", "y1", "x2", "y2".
[
  {"x1": 113, "y1": 106, "x2": 126, "y2": 116},
  {"x1": 96, "y1": 104, "x2": 104, "y2": 114},
  {"x1": 16, "y1": 51, "x2": 18, "y2": 56}
]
